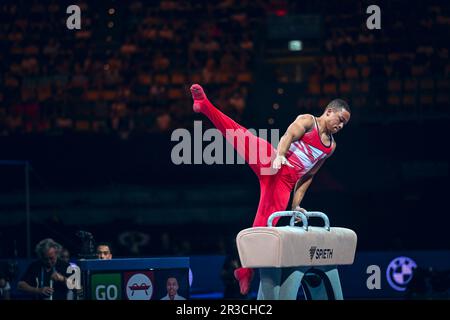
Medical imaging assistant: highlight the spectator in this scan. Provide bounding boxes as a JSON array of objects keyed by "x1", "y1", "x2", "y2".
[
  {"x1": 0, "y1": 261, "x2": 11, "y2": 300},
  {"x1": 59, "y1": 248, "x2": 71, "y2": 264},
  {"x1": 17, "y1": 238, "x2": 70, "y2": 300},
  {"x1": 96, "y1": 242, "x2": 113, "y2": 260}
]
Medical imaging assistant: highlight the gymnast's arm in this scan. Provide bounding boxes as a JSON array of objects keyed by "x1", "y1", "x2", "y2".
[
  {"x1": 291, "y1": 144, "x2": 336, "y2": 210},
  {"x1": 273, "y1": 115, "x2": 314, "y2": 169},
  {"x1": 291, "y1": 165, "x2": 320, "y2": 211}
]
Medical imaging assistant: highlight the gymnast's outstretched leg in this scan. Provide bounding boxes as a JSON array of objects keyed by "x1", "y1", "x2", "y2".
[
  {"x1": 190, "y1": 84, "x2": 275, "y2": 176},
  {"x1": 191, "y1": 84, "x2": 279, "y2": 295}
]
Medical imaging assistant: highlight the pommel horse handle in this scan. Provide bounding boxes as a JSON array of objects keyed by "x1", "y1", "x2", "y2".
[
  {"x1": 267, "y1": 210, "x2": 331, "y2": 231},
  {"x1": 267, "y1": 211, "x2": 308, "y2": 230},
  {"x1": 297, "y1": 211, "x2": 331, "y2": 231}
]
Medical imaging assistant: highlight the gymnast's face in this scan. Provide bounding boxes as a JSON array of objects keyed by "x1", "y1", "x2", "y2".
[{"x1": 325, "y1": 108, "x2": 350, "y2": 134}]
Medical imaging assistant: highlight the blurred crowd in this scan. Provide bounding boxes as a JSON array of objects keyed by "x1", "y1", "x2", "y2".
[
  {"x1": 274, "y1": 2, "x2": 450, "y2": 117},
  {"x1": 0, "y1": 0, "x2": 265, "y2": 137},
  {"x1": 1, "y1": 1, "x2": 447, "y2": 138}
]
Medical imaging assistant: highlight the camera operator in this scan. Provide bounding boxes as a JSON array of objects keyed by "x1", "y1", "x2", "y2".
[{"x1": 76, "y1": 231, "x2": 98, "y2": 259}]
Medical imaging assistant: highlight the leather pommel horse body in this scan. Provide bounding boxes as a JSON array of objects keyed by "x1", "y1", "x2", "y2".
[{"x1": 236, "y1": 211, "x2": 357, "y2": 300}]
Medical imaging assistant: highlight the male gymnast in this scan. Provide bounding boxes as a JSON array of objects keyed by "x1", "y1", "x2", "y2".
[{"x1": 190, "y1": 84, "x2": 350, "y2": 294}]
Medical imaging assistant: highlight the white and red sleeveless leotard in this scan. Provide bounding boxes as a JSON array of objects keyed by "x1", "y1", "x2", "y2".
[{"x1": 286, "y1": 116, "x2": 334, "y2": 176}]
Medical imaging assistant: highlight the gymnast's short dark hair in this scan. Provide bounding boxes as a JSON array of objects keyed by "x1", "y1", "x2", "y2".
[{"x1": 325, "y1": 99, "x2": 351, "y2": 114}]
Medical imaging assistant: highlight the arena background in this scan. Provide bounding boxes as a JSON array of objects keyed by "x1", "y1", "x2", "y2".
[{"x1": 0, "y1": 0, "x2": 449, "y2": 299}]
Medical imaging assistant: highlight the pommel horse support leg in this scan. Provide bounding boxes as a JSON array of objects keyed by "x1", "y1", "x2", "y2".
[{"x1": 236, "y1": 211, "x2": 357, "y2": 300}]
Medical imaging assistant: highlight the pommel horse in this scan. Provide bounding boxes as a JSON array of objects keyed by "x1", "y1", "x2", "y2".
[{"x1": 236, "y1": 211, "x2": 357, "y2": 300}]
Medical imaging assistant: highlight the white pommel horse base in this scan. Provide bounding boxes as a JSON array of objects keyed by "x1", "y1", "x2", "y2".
[{"x1": 236, "y1": 211, "x2": 357, "y2": 300}]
